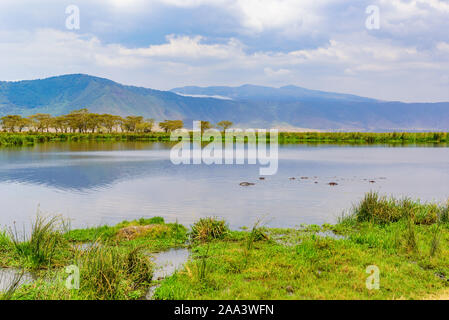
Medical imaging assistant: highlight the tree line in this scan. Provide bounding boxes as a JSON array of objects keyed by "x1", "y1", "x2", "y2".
[{"x1": 0, "y1": 109, "x2": 234, "y2": 134}]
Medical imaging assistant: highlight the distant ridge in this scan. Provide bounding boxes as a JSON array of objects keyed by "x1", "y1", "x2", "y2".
[
  {"x1": 171, "y1": 84, "x2": 378, "y2": 103},
  {"x1": 1, "y1": 74, "x2": 449, "y2": 131}
]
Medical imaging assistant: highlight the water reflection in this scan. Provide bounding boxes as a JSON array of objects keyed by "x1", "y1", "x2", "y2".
[
  {"x1": 0, "y1": 142, "x2": 448, "y2": 229},
  {"x1": 0, "y1": 143, "x2": 171, "y2": 191}
]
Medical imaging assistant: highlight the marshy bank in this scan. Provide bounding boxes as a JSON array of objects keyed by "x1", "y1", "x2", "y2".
[
  {"x1": 0, "y1": 216, "x2": 188, "y2": 300},
  {"x1": 154, "y1": 194, "x2": 449, "y2": 300},
  {"x1": 2, "y1": 132, "x2": 449, "y2": 147},
  {"x1": 1, "y1": 193, "x2": 449, "y2": 300}
]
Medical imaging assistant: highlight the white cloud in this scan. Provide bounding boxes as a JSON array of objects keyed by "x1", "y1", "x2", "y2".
[
  {"x1": 158, "y1": 0, "x2": 223, "y2": 7},
  {"x1": 120, "y1": 35, "x2": 245, "y2": 60},
  {"x1": 437, "y1": 42, "x2": 449, "y2": 53},
  {"x1": 264, "y1": 67, "x2": 291, "y2": 77},
  {"x1": 158, "y1": 0, "x2": 323, "y2": 34},
  {"x1": 1, "y1": 28, "x2": 448, "y2": 102},
  {"x1": 381, "y1": 0, "x2": 449, "y2": 15},
  {"x1": 232, "y1": 0, "x2": 319, "y2": 33},
  {"x1": 0, "y1": 0, "x2": 448, "y2": 101},
  {"x1": 378, "y1": 0, "x2": 449, "y2": 42}
]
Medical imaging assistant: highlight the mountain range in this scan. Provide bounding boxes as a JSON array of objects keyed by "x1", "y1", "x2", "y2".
[{"x1": 0, "y1": 74, "x2": 448, "y2": 131}]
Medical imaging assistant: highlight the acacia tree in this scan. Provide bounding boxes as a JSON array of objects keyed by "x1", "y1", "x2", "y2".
[
  {"x1": 51, "y1": 116, "x2": 70, "y2": 133},
  {"x1": 101, "y1": 114, "x2": 123, "y2": 133},
  {"x1": 135, "y1": 118, "x2": 155, "y2": 133},
  {"x1": 123, "y1": 116, "x2": 143, "y2": 132},
  {"x1": 216, "y1": 121, "x2": 233, "y2": 132},
  {"x1": 29, "y1": 114, "x2": 52, "y2": 132},
  {"x1": 65, "y1": 109, "x2": 89, "y2": 133},
  {"x1": 159, "y1": 120, "x2": 184, "y2": 133},
  {"x1": 17, "y1": 117, "x2": 32, "y2": 132},
  {"x1": 1, "y1": 110, "x2": 184, "y2": 135},
  {"x1": 1, "y1": 115, "x2": 23, "y2": 132},
  {"x1": 86, "y1": 113, "x2": 102, "y2": 133}
]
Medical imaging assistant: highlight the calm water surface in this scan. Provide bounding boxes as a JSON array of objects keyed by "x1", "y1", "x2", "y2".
[{"x1": 1, "y1": 142, "x2": 449, "y2": 229}]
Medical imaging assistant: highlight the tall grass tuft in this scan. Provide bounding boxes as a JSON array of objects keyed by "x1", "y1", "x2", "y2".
[
  {"x1": 354, "y1": 192, "x2": 401, "y2": 224},
  {"x1": 404, "y1": 216, "x2": 418, "y2": 253},
  {"x1": 246, "y1": 219, "x2": 269, "y2": 251},
  {"x1": 190, "y1": 217, "x2": 229, "y2": 242},
  {"x1": 75, "y1": 244, "x2": 152, "y2": 299},
  {"x1": 242, "y1": 219, "x2": 270, "y2": 268},
  {"x1": 196, "y1": 243, "x2": 211, "y2": 281},
  {"x1": 354, "y1": 192, "x2": 441, "y2": 225},
  {"x1": 429, "y1": 224, "x2": 441, "y2": 257},
  {"x1": 9, "y1": 214, "x2": 69, "y2": 269}
]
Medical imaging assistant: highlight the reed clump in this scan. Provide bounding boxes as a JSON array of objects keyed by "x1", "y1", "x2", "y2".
[
  {"x1": 74, "y1": 244, "x2": 152, "y2": 299},
  {"x1": 190, "y1": 217, "x2": 230, "y2": 242},
  {"x1": 9, "y1": 215, "x2": 70, "y2": 269},
  {"x1": 353, "y1": 191, "x2": 444, "y2": 225}
]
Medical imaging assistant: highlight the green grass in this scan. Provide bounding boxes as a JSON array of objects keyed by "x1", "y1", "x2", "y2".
[
  {"x1": 153, "y1": 195, "x2": 449, "y2": 300},
  {"x1": 3, "y1": 195, "x2": 449, "y2": 300},
  {"x1": 154, "y1": 220, "x2": 449, "y2": 300},
  {"x1": 10, "y1": 245, "x2": 153, "y2": 300},
  {"x1": 0, "y1": 216, "x2": 187, "y2": 300}
]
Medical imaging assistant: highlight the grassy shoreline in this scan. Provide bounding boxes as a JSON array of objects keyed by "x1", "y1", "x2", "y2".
[
  {"x1": 1, "y1": 193, "x2": 449, "y2": 300},
  {"x1": 1, "y1": 132, "x2": 449, "y2": 147}
]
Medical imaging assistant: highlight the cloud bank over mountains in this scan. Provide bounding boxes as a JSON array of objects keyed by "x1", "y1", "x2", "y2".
[{"x1": 0, "y1": 0, "x2": 448, "y2": 102}]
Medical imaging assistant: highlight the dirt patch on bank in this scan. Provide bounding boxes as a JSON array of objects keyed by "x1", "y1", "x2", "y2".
[{"x1": 116, "y1": 224, "x2": 170, "y2": 240}]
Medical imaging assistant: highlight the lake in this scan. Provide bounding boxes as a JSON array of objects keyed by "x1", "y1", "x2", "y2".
[{"x1": 1, "y1": 142, "x2": 449, "y2": 229}]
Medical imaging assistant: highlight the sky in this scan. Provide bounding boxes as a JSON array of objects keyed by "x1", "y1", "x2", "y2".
[{"x1": 0, "y1": 0, "x2": 448, "y2": 102}]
